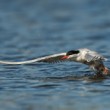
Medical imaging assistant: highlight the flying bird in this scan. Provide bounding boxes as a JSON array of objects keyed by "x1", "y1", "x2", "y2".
[{"x1": 0, "y1": 48, "x2": 109, "y2": 75}]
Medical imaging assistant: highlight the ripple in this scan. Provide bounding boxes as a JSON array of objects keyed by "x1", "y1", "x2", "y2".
[
  {"x1": 32, "y1": 84, "x2": 60, "y2": 89},
  {"x1": 0, "y1": 0, "x2": 110, "y2": 110}
]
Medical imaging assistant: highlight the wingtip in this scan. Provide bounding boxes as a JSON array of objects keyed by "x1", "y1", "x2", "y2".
[{"x1": 104, "y1": 58, "x2": 108, "y2": 61}]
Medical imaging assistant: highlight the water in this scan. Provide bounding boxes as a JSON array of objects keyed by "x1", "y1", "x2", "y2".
[{"x1": 0, "y1": 0, "x2": 110, "y2": 110}]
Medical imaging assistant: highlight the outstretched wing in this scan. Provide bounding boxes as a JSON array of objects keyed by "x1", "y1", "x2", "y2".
[
  {"x1": 0, "y1": 53, "x2": 67, "y2": 64},
  {"x1": 85, "y1": 51, "x2": 107, "y2": 62},
  {"x1": 37, "y1": 53, "x2": 67, "y2": 63}
]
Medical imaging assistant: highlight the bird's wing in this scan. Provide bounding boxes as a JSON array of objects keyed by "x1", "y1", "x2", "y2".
[
  {"x1": 85, "y1": 51, "x2": 107, "y2": 62},
  {"x1": 0, "y1": 53, "x2": 67, "y2": 64},
  {"x1": 37, "y1": 53, "x2": 67, "y2": 63}
]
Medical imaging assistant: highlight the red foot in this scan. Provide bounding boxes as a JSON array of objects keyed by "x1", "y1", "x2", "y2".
[{"x1": 103, "y1": 67, "x2": 109, "y2": 75}]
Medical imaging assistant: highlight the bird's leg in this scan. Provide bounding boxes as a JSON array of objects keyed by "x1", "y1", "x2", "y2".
[
  {"x1": 103, "y1": 67, "x2": 110, "y2": 75},
  {"x1": 89, "y1": 64, "x2": 110, "y2": 76},
  {"x1": 95, "y1": 65, "x2": 110, "y2": 76}
]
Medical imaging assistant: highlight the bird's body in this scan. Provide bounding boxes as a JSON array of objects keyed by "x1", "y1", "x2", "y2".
[{"x1": 0, "y1": 48, "x2": 109, "y2": 75}]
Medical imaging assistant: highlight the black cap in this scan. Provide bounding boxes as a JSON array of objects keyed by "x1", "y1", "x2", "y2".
[{"x1": 66, "y1": 50, "x2": 80, "y2": 56}]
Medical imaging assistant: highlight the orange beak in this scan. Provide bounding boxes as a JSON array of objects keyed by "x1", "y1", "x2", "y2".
[{"x1": 61, "y1": 55, "x2": 69, "y2": 60}]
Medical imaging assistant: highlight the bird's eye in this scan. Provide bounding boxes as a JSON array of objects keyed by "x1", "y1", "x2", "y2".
[{"x1": 66, "y1": 50, "x2": 80, "y2": 55}]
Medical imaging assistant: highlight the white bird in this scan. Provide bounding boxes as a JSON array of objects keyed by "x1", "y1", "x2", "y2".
[{"x1": 0, "y1": 48, "x2": 109, "y2": 75}]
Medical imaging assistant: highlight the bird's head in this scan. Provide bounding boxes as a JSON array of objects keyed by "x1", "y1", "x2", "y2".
[{"x1": 61, "y1": 50, "x2": 80, "y2": 60}]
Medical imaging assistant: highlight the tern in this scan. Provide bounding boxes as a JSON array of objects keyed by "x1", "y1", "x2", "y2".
[{"x1": 0, "y1": 48, "x2": 109, "y2": 75}]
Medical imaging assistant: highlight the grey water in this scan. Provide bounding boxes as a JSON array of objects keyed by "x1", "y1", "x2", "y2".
[{"x1": 0, "y1": 0, "x2": 110, "y2": 110}]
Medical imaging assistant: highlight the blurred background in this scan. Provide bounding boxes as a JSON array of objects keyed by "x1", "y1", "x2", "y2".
[
  {"x1": 0, "y1": 0, "x2": 110, "y2": 110},
  {"x1": 0, "y1": 0, "x2": 110, "y2": 57}
]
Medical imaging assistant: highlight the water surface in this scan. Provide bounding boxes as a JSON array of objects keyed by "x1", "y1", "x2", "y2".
[{"x1": 0, "y1": 0, "x2": 110, "y2": 110}]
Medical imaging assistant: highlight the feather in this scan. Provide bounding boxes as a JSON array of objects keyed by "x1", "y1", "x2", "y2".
[
  {"x1": 85, "y1": 51, "x2": 106, "y2": 62},
  {"x1": 0, "y1": 53, "x2": 66, "y2": 64}
]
